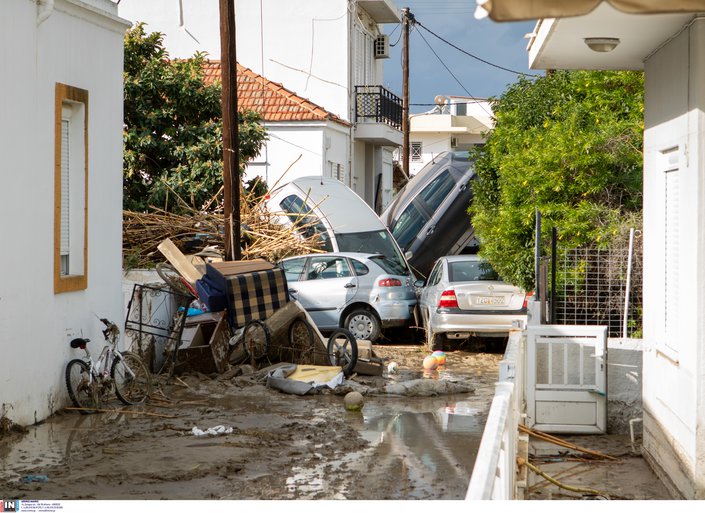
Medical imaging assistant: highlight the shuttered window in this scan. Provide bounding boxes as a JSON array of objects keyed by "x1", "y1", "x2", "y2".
[
  {"x1": 60, "y1": 118, "x2": 70, "y2": 275},
  {"x1": 664, "y1": 167, "x2": 679, "y2": 350},
  {"x1": 54, "y1": 84, "x2": 88, "y2": 294}
]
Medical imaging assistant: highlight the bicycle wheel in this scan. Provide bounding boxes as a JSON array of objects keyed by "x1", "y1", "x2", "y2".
[
  {"x1": 243, "y1": 319, "x2": 271, "y2": 363},
  {"x1": 65, "y1": 359, "x2": 99, "y2": 414},
  {"x1": 112, "y1": 352, "x2": 152, "y2": 405},
  {"x1": 155, "y1": 262, "x2": 193, "y2": 296},
  {"x1": 288, "y1": 317, "x2": 316, "y2": 364},
  {"x1": 326, "y1": 328, "x2": 358, "y2": 377}
]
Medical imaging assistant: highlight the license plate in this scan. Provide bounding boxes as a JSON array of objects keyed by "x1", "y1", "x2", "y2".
[{"x1": 476, "y1": 296, "x2": 506, "y2": 306}]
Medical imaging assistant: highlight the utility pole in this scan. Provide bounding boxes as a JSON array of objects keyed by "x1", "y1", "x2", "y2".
[
  {"x1": 401, "y1": 8, "x2": 413, "y2": 179},
  {"x1": 219, "y1": 0, "x2": 241, "y2": 261}
]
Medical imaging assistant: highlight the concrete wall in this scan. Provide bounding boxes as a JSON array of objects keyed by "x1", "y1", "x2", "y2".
[
  {"x1": 0, "y1": 0, "x2": 128, "y2": 426},
  {"x1": 641, "y1": 18, "x2": 705, "y2": 499}
]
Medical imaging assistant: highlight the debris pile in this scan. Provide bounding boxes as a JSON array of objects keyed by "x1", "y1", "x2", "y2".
[{"x1": 123, "y1": 188, "x2": 324, "y2": 267}]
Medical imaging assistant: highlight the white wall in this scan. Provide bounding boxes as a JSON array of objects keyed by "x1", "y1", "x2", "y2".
[
  {"x1": 641, "y1": 18, "x2": 705, "y2": 498},
  {"x1": 244, "y1": 122, "x2": 350, "y2": 190},
  {"x1": 0, "y1": 0, "x2": 128, "y2": 426}
]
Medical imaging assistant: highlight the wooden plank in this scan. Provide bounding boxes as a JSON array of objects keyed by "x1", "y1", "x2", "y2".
[{"x1": 157, "y1": 238, "x2": 203, "y2": 285}]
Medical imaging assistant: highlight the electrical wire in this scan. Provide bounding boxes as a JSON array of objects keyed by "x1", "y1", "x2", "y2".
[
  {"x1": 415, "y1": 28, "x2": 494, "y2": 119},
  {"x1": 415, "y1": 19, "x2": 540, "y2": 77}
]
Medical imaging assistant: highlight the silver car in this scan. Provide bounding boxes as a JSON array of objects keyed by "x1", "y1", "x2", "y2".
[
  {"x1": 278, "y1": 252, "x2": 417, "y2": 342},
  {"x1": 418, "y1": 255, "x2": 528, "y2": 349}
]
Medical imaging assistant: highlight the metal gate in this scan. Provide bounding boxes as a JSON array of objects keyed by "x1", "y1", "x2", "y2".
[{"x1": 527, "y1": 325, "x2": 607, "y2": 433}]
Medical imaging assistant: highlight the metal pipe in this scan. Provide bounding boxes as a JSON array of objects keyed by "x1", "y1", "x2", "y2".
[{"x1": 622, "y1": 228, "x2": 635, "y2": 338}]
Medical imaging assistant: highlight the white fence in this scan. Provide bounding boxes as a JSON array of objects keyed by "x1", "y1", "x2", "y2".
[{"x1": 466, "y1": 329, "x2": 526, "y2": 499}]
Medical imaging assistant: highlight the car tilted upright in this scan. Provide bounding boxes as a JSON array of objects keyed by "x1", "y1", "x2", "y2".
[
  {"x1": 277, "y1": 252, "x2": 416, "y2": 342},
  {"x1": 417, "y1": 254, "x2": 528, "y2": 350}
]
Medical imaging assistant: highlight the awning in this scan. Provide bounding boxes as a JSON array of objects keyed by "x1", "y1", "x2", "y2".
[{"x1": 475, "y1": 0, "x2": 705, "y2": 21}]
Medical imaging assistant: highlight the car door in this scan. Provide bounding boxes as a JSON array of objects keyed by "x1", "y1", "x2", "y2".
[
  {"x1": 420, "y1": 259, "x2": 445, "y2": 326},
  {"x1": 291, "y1": 255, "x2": 359, "y2": 330}
]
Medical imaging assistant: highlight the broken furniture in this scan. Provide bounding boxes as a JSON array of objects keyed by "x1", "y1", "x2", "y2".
[{"x1": 173, "y1": 311, "x2": 230, "y2": 374}]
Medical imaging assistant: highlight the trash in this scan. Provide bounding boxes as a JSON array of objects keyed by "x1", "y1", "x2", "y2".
[
  {"x1": 432, "y1": 350, "x2": 446, "y2": 366},
  {"x1": 192, "y1": 425, "x2": 234, "y2": 437},
  {"x1": 266, "y1": 363, "x2": 344, "y2": 395},
  {"x1": 423, "y1": 355, "x2": 439, "y2": 370},
  {"x1": 383, "y1": 378, "x2": 474, "y2": 397},
  {"x1": 387, "y1": 361, "x2": 399, "y2": 374},
  {"x1": 344, "y1": 391, "x2": 364, "y2": 411},
  {"x1": 21, "y1": 475, "x2": 49, "y2": 483}
]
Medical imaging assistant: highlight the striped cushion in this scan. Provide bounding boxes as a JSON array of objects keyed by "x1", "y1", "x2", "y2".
[{"x1": 226, "y1": 268, "x2": 289, "y2": 327}]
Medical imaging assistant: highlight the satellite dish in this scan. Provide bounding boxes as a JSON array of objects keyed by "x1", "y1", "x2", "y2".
[{"x1": 434, "y1": 95, "x2": 448, "y2": 106}]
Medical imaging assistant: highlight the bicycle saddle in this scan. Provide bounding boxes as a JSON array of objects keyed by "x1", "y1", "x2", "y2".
[{"x1": 70, "y1": 338, "x2": 90, "y2": 349}]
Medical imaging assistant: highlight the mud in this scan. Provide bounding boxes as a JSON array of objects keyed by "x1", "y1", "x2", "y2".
[{"x1": 0, "y1": 345, "x2": 501, "y2": 500}]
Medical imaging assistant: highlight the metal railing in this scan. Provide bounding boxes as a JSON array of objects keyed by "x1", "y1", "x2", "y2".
[
  {"x1": 466, "y1": 329, "x2": 526, "y2": 500},
  {"x1": 354, "y1": 85, "x2": 403, "y2": 129}
]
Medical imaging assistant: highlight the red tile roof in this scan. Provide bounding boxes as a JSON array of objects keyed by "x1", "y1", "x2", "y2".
[{"x1": 202, "y1": 61, "x2": 351, "y2": 127}]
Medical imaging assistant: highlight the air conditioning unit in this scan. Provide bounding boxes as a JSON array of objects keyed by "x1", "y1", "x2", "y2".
[
  {"x1": 374, "y1": 35, "x2": 390, "y2": 59},
  {"x1": 451, "y1": 137, "x2": 458, "y2": 148}
]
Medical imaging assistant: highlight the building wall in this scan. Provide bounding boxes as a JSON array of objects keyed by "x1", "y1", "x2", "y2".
[
  {"x1": 244, "y1": 122, "x2": 350, "y2": 191},
  {"x1": 642, "y1": 18, "x2": 705, "y2": 498},
  {"x1": 0, "y1": 0, "x2": 128, "y2": 426}
]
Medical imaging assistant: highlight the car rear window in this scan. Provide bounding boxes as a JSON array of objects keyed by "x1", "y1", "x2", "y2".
[
  {"x1": 350, "y1": 258, "x2": 369, "y2": 276},
  {"x1": 419, "y1": 169, "x2": 455, "y2": 212},
  {"x1": 336, "y1": 229, "x2": 409, "y2": 275},
  {"x1": 448, "y1": 260, "x2": 500, "y2": 282},
  {"x1": 369, "y1": 255, "x2": 406, "y2": 276}
]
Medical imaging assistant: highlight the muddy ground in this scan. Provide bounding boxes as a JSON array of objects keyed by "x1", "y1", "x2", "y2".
[{"x1": 0, "y1": 344, "x2": 502, "y2": 500}]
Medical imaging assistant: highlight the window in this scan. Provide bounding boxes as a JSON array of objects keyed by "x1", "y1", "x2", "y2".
[
  {"x1": 419, "y1": 170, "x2": 455, "y2": 212},
  {"x1": 391, "y1": 202, "x2": 428, "y2": 251},
  {"x1": 306, "y1": 256, "x2": 352, "y2": 280},
  {"x1": 279, "y1": 194, "x2": 333, "y2": 251},
  {"x1": 411, "y1": 142, "x2": 422, "y2": 162},
  {"x1": 336, "y1": 229, "x2": 409, "y2": 275},
  {"x1": 454, "y1": 102, "x2": 467, "y2": 116},
  {"x1": 351, "y1": 258, "x2": 369, "y2": 276},
  {"x1": 664, "y1": 167, "x2": 679, "y2": 351},
  {"x1": 279, "y1": 258, "x2": 306, "y2": 282},
  {"x1": 448, "y1": 260, "x2": 500, "y2": 283},
  {"x1": 331, "y1": 162, "x2": 345, "y2": 183},
  {"x1": 54, "y1": 83, "x2": 88, "y2": 294}
]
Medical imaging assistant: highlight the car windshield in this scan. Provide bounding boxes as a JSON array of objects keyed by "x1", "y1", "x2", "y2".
[
  {"x1": 448, "y1": 260, "x2": 501, "y2": 282},
  {"x1": 335, "y1": 229, "x2": 410, "y2": 276}
]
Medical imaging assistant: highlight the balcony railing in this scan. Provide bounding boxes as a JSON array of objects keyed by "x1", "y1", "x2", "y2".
[{"x1": 355, "y1": 85, "x2": 402, "y2": 130}]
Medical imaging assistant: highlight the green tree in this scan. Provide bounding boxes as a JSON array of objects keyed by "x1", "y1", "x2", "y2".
[
  {"x1": 470, "y1": 70, "x2": 643, "y2": 290},
  {"x1": 123, "y1": 24, "x2": 267, "y2": 212}
]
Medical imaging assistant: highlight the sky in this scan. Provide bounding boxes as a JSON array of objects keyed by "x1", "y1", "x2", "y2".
[{"x1": 381, "y1": 0, "x2": 538, "y2": 113}]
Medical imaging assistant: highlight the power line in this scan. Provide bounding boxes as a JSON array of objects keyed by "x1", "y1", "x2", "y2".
[
  {"x1": 415, "y1": 19, "x2": 540, "y2": 77},
  {"x1": 415, "y1": 26, "x2": 494, "y2": 119}
]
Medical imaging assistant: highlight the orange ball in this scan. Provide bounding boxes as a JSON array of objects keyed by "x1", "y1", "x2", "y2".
[{"x1": 423, "y1": 355, "x2": 439, "y2": 370}]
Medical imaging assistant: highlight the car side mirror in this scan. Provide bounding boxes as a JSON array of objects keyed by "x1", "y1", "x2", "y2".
[{"x1": 414, "y1": 279, "x2": 425, "y2": 288}]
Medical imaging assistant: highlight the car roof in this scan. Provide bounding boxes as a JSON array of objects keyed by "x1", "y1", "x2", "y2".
[
  {"x1": 440, "y1": 254, "x2": 481, "y2": 263},
  {"x1": 269, "y1": 177, "x2": 385, "y2": 234},
  {"x1": 280, "y1": 252, "x2": 383, "y2": 262}
]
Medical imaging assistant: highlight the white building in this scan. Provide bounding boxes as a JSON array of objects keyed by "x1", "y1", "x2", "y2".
[
  {"x1": 521, "y1": 1, "x2": 705, "y2": 499},
  {"x1": 0, "y1": 0, "x2": 129, "y2": 425},
  {"x1": 202, "y1": 62, "x2": 352, "y2": 190},
  {"x1": 406, "y1": 96, "x2": 493, "y2": 175},
  {"x1": 118, "y1": 0, "x2": 403, "y2": 213}
]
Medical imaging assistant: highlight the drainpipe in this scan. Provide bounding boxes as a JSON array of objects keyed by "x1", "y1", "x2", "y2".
[{"x1": 37, "y1": 0, "x2": 55, "y2": 25}]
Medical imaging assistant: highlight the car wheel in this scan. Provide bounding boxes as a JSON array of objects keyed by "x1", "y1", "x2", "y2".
[{"x1": 344, "y1": 308, "x2": 381, "y2": 342}]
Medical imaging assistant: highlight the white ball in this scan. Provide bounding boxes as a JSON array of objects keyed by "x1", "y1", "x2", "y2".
[{"x1": 344, "y1": 391, "x2": 364, "y2": 411}]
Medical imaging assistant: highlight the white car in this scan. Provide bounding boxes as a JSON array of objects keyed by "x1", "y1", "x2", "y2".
[
  {"x1": 267, "y1": 176, "x2": 413, "y2": 278},
  {"x1": 417, "y1": 255, "x2": 528, "y2": 350}
]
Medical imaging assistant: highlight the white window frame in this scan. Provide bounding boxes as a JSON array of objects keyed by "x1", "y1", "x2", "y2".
[{"x1": 411, "y1": 141, "x2": 422, "y2": 162}]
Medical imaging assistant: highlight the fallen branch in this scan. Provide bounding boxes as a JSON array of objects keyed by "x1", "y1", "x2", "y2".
[
  {"x1": 518, "y1": 457, "x2": 619, "y2": 498},
  {"x1": 64, "y1": 407, "x2": 176, "y2": 419},
  {"x1": 519, "y1": 424, "x2": 617, "y2": 460}
]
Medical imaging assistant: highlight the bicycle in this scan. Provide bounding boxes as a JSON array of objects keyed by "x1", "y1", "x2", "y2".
[{"x1": 65, "y1": 318, "x2": 152, "y2": 413}]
